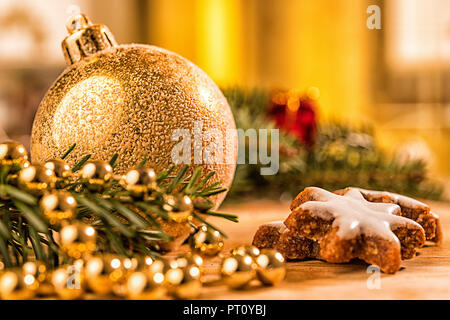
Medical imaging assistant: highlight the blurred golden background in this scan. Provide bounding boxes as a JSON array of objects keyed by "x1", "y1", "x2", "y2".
[{"x1": 0, "y1": 0, "x2": 449, "y2": 181}]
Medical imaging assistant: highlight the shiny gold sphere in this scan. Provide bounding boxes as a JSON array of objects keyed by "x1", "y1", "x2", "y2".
[
  {"x1": 22, "y1": 261, "x2": 54, "y2": 296},
  {"x1": 175, "y1": 253, "x2": 204, "y2": 270},
  {"x1": 146, "y1": 257, "x2": 202, "y2": 298},
  {"x1": 0, "y1": 141, "x2": 28, "y2": 167},
  {"x1": 164, "y1": 194, "x2": 194, "y2": 223},
  {"x1": 121, "y1": 167, "x2": 157, "y2": 198},
  {"x1": 31, "y1": 44, "x2": 237, "y2": 208},
  {"x1": 85, "y1": 254, "x2": 125, "y2": 296},
  {"x1": 126, "y1": 271, "x2": 166, "y2": 300},
  {"x1": 221, "y1": 254, "x2": 257, "y2": 289},
  {"x1": 44, "y1": 159, "x2": 72, "y2": 178},
  {"x1": 112, "y1": 255, "x2": 156, "y2": 297},
  {"x1": 189, "y1": 225, "x2": 224, "y2": 256},
  {"x1": 146, "y1": 258, "x2": 179, "y2": 276},
  {"x1": 231, "y1": 245, "x2": 261, "y2": 259},
  {"x1": 121, "y1": 255, "x2": 155, "y2": 273},
  {"x1": 59, "y1": 222, "x2": 97, "y2": 259},
  {"x1": 0, "y1": 269, "x2": 38, "y2": 300},
  {"x1": 255, "y1": 249, "x2": 286, "y2": 286},
  {"x1": 40, "y1": 191, "x2": 77, "y2": 225},
  {"x1": 167, "y1": 263, "x2": 202, "y2": 299},
  {"x1": 80, "y1": 160, "x2": 113, "y2": 191},
  {"x1": 18, "y1": 164, "x2": 56, "y2": 193}
]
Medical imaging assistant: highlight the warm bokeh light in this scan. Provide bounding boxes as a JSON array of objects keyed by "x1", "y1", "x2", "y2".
[{"x1": 0, "y1": 0, "x2": 448, "y2": 181}]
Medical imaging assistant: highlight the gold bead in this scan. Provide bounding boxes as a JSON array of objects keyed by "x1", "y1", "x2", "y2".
[
  {"x1": 122, "y1": 255, "x2": 155, "y2": 273},
  {"x1": 80, "y1": 160, "x2": 113, "y2": 191},
  {"x1": 221, "y1": 254, "x2": 257, "y2": 289},
  {"x1": 0, "y1": 141, "x2": 28, "y2": 167},
  {"x1": 112, "y1": 255, "x2": 155, "y2": 297},
  {"x1": 231, "y1": 245, "x2": 260, "y2": 259},
  {"x1": 59, "y1": 222, "x2": 97, "y2": 259},
  {"x1": 40, "y1": 191, "x2": 77, "y2": 225},
  {"x1": 190, "y1": 225, "x2": 224, "y2": 256},
  {"x1": 175, "y1": 253, "x2": 204, "y2": 270},
  {"x1": 167, "y1": 264, "x2": 202, "y2": 299},
  {"x1": 22, "y1": 261, "x2": 53, "y2": 296},
  {"x1": 44, "y1": 159, "x2": 71, "y2": 179},
  {"x1": 0, "y1": 269, "x2": 38, "y2": 300},
  {"x1": 126, "y1": 271, "x2": 166, "y2": 300},
  {"x1": 85, "y1": 254, "x2": 125, "y2": 296},
  {"x1": 164, "y1": 194, "x2": 194, "y2": 223},
  {"x1": 255, "y1": 249, "x2": 286, "y2": 286},
  {"x1": 121, "y1": 167, "x2": 157, "y2": 198},
  {"x1": 51, "y1": 264, "x2": 85, "y2": 300},
  {"x1": 18, "y1": 164, "x2": 56, "y2": 194},
  {"x1": 161, "y1": 257, "x2": 202, "y2": 299},
  {"x1": 145, "y1": 258, "x2": 177, "y2": 276}
]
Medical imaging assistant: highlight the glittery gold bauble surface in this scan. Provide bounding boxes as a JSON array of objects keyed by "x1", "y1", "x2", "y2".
[{"x1": 31, "y1": 14, "x2": 237, "y2": 208}]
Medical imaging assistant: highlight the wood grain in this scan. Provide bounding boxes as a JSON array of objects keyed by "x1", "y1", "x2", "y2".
[{"x1": 192, "y1": 199, "x2": 450, "y2": 300}]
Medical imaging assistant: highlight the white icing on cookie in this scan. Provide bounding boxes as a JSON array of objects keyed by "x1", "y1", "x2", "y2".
[
  {"x1": 348, "y1": 187, "x2": 429, "y2": 209},
  {"x1": 300, "y1": 187, "x2": 423, "y2": 242},
  {"x1": 263, "y1": 221, "x2": 287, "y2": 233}
]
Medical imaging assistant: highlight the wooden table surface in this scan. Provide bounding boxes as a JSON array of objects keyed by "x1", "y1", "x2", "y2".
[{"x1": 193, "y1": 199, "x2": 450, "y2": 300}]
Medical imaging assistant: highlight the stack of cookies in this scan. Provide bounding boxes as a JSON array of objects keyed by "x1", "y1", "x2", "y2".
[{"x1": 252, "y1": 187, "x2": 442, "y2": 274}]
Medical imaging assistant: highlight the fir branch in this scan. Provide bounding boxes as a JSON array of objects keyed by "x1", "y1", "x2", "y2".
[
  {"x1": 1, "y1": 145, "x2": 236, "y2": 270},
  {"x1": 61, "y1": 143, "x2": 76, "y2": 160},
  {"x1": 72, "y1": 154, "x2": 91, "y2": 172},
  {"x1": 109, "y1": 153, "x2": 119, "y2": 168}
]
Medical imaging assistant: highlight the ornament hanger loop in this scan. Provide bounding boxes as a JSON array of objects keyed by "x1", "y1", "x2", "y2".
[
  {"x1": 66, "y1": 13, "x2": 92, "y2": 34},
  {"x1": 61, "y1": 13, "x2": 118, "y2": 65}
]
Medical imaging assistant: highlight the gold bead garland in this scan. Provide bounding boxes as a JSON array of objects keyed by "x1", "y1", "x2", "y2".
[
  {"x1": 220, "y1": 245, "x2": 286, "y2": 289},
  {"x1": 189, "y1": 225, "x2": 224, "y2": 256},
  {"x1": 0, "y1": 141, "x2": 29, "y2": 167},
  {"x1": 18, "y1": 164, "x2": 56, "y2": 194},
  {"x1": 120, "y1": 167, "x2": 157, "y2": 199},
  {"x1": 40, "y1": 191, "x2": 77, "y2": 225},
  {"x1": 163, "y1": 194, "x2": 194, "y2": 223},
  {"x1": 0, "y1": 139, "x2": 285, "y2": 299},
  {"x1": 59, "y1": 222, "x2": 97, "y2": 259}
]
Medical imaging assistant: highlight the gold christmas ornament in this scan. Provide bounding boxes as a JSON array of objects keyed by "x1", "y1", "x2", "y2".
[
  {"x1": 80, "y1": 160, "x2": 113, "y2": 191},
  {"x1": 189, "y1": 225, "x2": 224, "y2": 256},
  {"x1": 85, "y1": 254, "x2": 125, "y2": 296},
  {"x1": 18, "y1": 164, "x2": 56, "y2": 193},
  {"x1": 44, "y1": 159, "x2": 71, "y2": 179},
  {"x1": 0, "y1": 141, "x2": 29, "y2": 167},
  {"x1": 164, "y1": 194, "x2": 194, "y2": 223},
  {"x1": 51, "y1": 264, "x2": 85, "y2": 300},
  {"x1": 31, "y1": 13, "x2": 237, "y2": 208},
  {"x1": 40, "y1": 191, "x2": 77, "y2": 224},
  {"x1": 59, "y1": 221, "x2": 97, "y2": 259},
  {"x1": 255, "y1": 249, "x2": 286, "y2": 286},
  {"x1": 221, "y1": 254, "x2": 257, "y2": 289},
  {"x1": 0, "y1": 269, "x2": 38, "y2": 300},
  {"x1": 121, "y1": 167, "x2": 157, "y2": 198}
]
